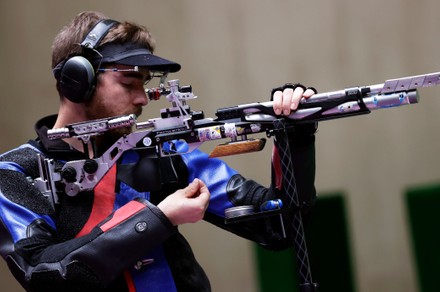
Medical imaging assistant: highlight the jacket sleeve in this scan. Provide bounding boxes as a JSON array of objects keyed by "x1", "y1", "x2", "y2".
[
  {"x1": 181, "y1": 123, "x2": 317, "y2": 251},
  {"x1": 0, "y1": 151, "x2": 177, "y2": 291}
]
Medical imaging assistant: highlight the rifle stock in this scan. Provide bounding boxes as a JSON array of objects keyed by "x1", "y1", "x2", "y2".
[{"x1": 209, "y1": 138, "x2": 267, "y2": 158}]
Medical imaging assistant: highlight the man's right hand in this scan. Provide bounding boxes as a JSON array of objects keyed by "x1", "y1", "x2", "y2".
[{"x1": 157, "y1": 178, "x2": 210, "y2": 226}]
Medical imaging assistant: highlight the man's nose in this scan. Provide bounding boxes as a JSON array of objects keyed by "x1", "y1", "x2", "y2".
[{"x1": 134, "y1": 90, "x2": 149, "y2": 106}]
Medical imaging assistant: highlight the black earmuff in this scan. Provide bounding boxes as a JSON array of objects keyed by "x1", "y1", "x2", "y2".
[{"x1": 58, "y1": 19, "x2": 119, "y2": 103}]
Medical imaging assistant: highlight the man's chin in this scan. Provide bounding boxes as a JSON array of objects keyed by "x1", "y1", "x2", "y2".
[
  {"x1": 132, "y1": 108, "x2": 142, "y2": 118},
  {"x1": 111, "y1": 127, "x2": 132, "y2": 137}
]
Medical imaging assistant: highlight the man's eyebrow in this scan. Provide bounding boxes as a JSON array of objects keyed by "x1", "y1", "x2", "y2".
[
  {"x1": 120, "y1": 71, "x2": 151, "y2": 81},
  {"x1": 121, "y1": 72, "x2": 143, "y2": 78}
]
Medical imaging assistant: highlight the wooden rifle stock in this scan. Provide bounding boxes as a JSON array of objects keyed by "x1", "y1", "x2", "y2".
[{"x1": 209, "y1": 138, "x2": 266, "y2": 158}]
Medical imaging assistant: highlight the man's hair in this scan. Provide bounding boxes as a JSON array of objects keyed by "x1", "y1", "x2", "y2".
[{"x1": 51, "y1": 11, "x2": 156, "y2": 70}]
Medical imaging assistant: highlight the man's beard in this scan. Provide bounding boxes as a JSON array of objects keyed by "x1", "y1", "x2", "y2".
[
  {"x1": 84, "y1": 98, "x2": 143, "y2": 120},
  {"x1": 83, "y1": 98, "x2": 143, "y2": 152}
]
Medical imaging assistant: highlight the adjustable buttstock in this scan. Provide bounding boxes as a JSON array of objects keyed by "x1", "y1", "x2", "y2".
[{"x1": 209, "y1": 138, "x2": 266, "y2": 158}]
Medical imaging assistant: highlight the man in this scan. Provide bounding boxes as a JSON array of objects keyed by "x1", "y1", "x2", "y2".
[{"x1": 0, "y1": 11, "x2": 317, "y2": 291}]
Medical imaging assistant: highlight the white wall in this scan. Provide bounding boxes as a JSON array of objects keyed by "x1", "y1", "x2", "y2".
[{"x1": 1, "y1": 1, "x2": 440, "y2": 291}]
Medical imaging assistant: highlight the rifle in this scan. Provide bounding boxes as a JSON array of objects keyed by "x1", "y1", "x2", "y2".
[
  {"x1": 36, "y1": 72, "x2": 438, "y2": 203},
  {"x1": 38, "y1": 72, "x2": 437, "y2": 201},
  {"x1": 34, "y1": 72, "x2": 439, "y2": 292}
]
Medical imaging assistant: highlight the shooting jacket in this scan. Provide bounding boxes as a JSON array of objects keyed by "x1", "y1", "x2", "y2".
[{"x1": 0, "y1": 114, "x2": 316, "y2": 292}]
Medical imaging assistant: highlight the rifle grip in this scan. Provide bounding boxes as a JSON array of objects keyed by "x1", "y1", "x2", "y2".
[{"x1": 209, "y1": 138, "x2": 266, "y2": 158}]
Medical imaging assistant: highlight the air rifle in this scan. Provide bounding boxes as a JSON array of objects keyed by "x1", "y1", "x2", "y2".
[{"x1": 35, "y1": 72, "x2": 439, "y2": 206}]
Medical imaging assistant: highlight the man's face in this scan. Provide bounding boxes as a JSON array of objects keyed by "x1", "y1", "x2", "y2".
[{"x1": 84, "y1": 64, "x2": 150, "y2": 121}]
